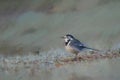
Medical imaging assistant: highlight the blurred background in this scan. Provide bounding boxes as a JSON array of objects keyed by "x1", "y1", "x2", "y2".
[
  {"x1": 0, "y1": 0, "x2": 120, "y2": 56},
  {"x1": 1, "y1": 1, "x2": 120, "y2": 80}
]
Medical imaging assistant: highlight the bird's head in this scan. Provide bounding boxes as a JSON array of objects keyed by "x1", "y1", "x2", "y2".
[{"x1": 61, "y1": 34, "x2": 75, "y2": 43}]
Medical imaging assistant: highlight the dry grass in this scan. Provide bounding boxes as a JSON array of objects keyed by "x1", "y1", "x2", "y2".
[
  {"x1": 0, "y1": 0, "x2": 120, "y2": 80},
  {"x1": 0, "y1": 49, "x2": 120, "y2": 80}
]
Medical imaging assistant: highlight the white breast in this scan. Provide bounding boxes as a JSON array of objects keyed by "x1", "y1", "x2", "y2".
[{"x1": 65, "y1": 45, "x2": 79, "y2": 55}]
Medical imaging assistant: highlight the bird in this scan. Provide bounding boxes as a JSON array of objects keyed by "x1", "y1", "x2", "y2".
[{"x1": 61, "y1": 34, "x2": 99, "y2": 60}]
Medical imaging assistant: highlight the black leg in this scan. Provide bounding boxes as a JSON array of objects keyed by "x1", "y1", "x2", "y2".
[
  {"x1": 75, "y1": 54, "x2": 84, "y2": 61},
  {"x1": 72, "y1": 54, "x2": 78, "y2": 61}
]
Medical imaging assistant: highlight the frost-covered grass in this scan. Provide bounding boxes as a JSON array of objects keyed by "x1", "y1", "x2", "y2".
[
  {"x1": 0, "y1": 0, "x2": 120, "y2": 80},
  {"x1": 0, "y1": 49, "x2": 120, "y2": 80},
  {"x1": 0, "y1": 49, "x2": 70, "y2": 73}
]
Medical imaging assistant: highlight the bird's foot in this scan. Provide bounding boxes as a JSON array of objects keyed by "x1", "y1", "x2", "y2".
[
  {"x1": 71, "y1": 56, "x2": 84, "y2": 61},
  {"x1": 71, "y1": 57, "x2": 78, "y2": 61}
]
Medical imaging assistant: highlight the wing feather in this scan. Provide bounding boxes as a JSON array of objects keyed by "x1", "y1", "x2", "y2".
[{"x1": 69, "y1": 39, "x2": 86, "y2": 52}]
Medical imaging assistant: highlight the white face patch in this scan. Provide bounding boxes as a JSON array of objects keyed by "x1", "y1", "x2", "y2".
[
  {"x1": 64, "y1": 37, "x2": 71, "y2": 46},
  {"x1": 64, "y1": 38, "x2": 69, "y2": 42},
  {"x1": 63, "y1": 35, "x2": 74, "y2": 46},
  {"x1": 64, "y1": 36, "x2": 73, "y2": 42}
]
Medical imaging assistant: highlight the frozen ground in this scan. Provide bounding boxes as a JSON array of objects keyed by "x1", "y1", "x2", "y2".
[
  {"x1": 0, "y1": 0, "x2": 120, "y2": 80},
  {"x1": 0, "y1": 49, "x2": 120, "y2": 80}
]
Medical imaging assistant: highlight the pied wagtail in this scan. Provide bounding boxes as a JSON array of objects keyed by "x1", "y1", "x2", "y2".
[{"x1": 61, "y1": 34, "x2": 99, "y2": 60}]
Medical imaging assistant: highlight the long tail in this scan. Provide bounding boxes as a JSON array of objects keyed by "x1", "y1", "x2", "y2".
[{"x1": 85, "y1": 47, "x2": 100, "y2": 52}]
